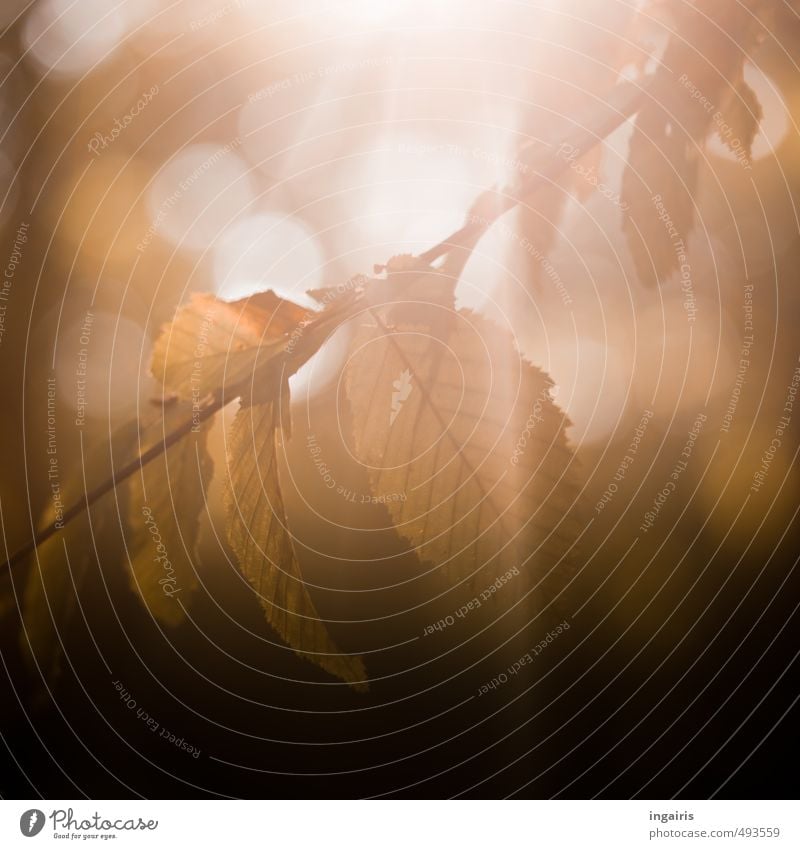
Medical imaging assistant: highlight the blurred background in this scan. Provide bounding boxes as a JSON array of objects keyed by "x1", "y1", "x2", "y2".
[{"x1": 0, "y1": 0, "x2": 799, "y2": 798}]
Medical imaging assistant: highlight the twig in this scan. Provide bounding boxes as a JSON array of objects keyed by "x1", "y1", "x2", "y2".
[
  {"x1": 1, "y1": 78, "x2": 649, "y2": 575},
  {"x1": 421, "y1": 77, "x2": 647, "y2": 265},
  {"x1": 2, "y1": 397, "x2": 223, "y2": 574}
]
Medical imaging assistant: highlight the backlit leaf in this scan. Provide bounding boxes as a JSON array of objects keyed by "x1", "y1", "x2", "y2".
[
  {"x1": 345, "y1": 261, "x2": 584, "y2": 620},
  {"x1": 224, "y1": 400, "x2": 367, "y2": 689},
  {"x1": 151, "y1": 291, "x2": 310, "y2": 401}
]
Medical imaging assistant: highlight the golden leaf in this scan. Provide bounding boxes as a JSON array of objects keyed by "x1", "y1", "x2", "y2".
[
  {"x1": 151, "y1": 291, "x2": 310, "y2": 401},
  {"x1": 345, "y1": 268, "x2": 584, "y2": 619},
  {"x1": 224, "y1": 400, "x2": 367, "y2": 689}
]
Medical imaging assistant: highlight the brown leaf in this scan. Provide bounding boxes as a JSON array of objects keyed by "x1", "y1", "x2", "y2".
[
  {"x1": 345, "y1": 269, "x2": 584, "y2": 619},
  {"x1": 151, "y1": 291, "x2": 310, "y2": 402},
  {"x1": 224, "y1": 400, "x2": 367, "y2": 689}
]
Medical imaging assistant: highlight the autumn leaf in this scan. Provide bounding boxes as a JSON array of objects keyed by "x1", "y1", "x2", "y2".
[
  {"x1": 345, "y1": 260, "x2": 584, "y2": 620},
  {"x1": 151, "y1": 287, "x2": 361, "y2": 404},
  {"x1": 151, "y1": 290, "x2": 311, "y2": 402},
  {"x1": 150, "y1": 286, "x2": 366, "y2": 684},
  {"x1": 224, "y1": 400, "x2": 367, "y2": 689},
  {"x1": 17, "y1": 286, "x2": 361, "y2": 682}
]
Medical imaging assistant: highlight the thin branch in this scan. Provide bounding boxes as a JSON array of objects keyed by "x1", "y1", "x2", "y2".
[
  {"x1": 421, "y1": 77, "x2": 648, "y2": 265},
  {"x1": 1, "y1": 77, "x2": 649, "y2": 576},
  {"x1": 1, "y1": 301, "x2": 358, "y2": 574},
  {"x1": 2, "y1": 396, "x2": 223, "y2": 574}
]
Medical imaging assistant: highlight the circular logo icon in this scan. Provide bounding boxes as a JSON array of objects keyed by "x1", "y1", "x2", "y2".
[{"x1": 19, "y1": 810, "x2": 45, "y2": 837}]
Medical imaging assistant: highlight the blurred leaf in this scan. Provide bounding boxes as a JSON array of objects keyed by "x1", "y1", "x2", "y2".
[
  {"x1": 621, "y1": 0, "x2": 762, "y2": 285},
  {"x1": 21, "y1": 508, "x2": 100, "y2": 684},
  {"x1": 224, "y1": 400, "x2": 367, "y2": 689},
  {"x1": 19, "y1": 403, "x2": 211, "y2": 678},
  {"x1": 514, "y1": 0, "x2": 637, "y2": 290},
  {"x1": 716, "y1": 78, "x2": 763, "y2": 160}
]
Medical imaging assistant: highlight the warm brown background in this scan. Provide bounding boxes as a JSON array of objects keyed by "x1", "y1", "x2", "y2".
[{"x1": 1, "y1": 0, "x2": 798, "y2": 797}]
